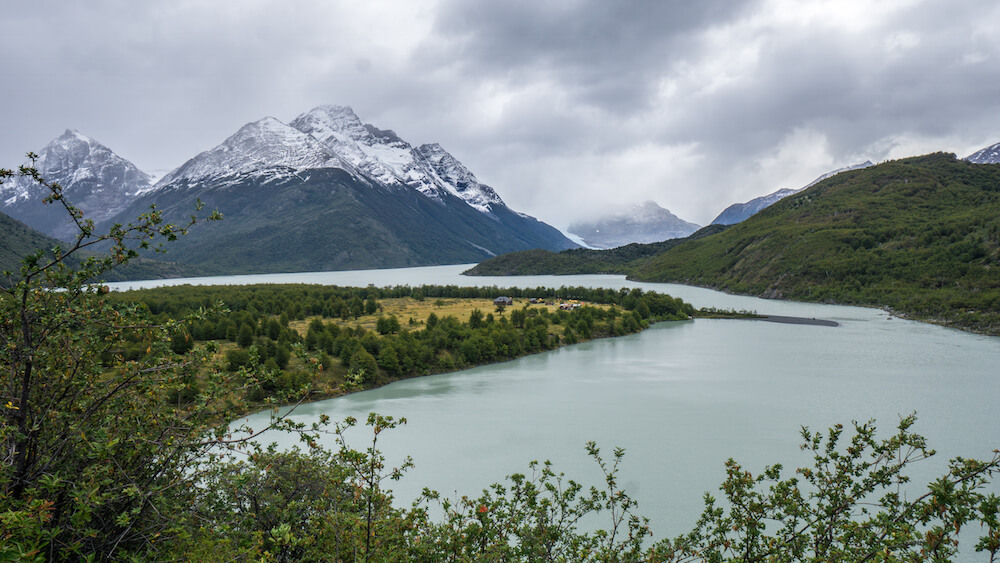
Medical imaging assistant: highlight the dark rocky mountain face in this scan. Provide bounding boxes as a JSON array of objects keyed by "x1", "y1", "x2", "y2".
[{"x1": 115, "y1": 167, "x2": 574, "y2": 274}]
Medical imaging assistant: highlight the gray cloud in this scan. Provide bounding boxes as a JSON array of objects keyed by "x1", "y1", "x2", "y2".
[
  {"x1": 429, "y1": 1, "x2": 750, "y2": 112},
  {"x1": 3, "y1": 0, "x2": 999, "y2": 228}
]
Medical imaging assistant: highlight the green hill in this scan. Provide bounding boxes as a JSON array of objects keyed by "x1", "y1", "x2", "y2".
[
  {"x1": 463, "y1": 224, "x2": 728, "y2": 275},
  {"x1": 0, "y1": 209, "x2": 65, "y2": 275},
  {"x1": 469, "y1": 153, "x2": 1000, "y2": 334},
  {"x1": 1, "y1": 208, "x2": 198, "y2": 283},
  {"x1": 635, "y1": 153, "x2": 1000, "y2": 333}
]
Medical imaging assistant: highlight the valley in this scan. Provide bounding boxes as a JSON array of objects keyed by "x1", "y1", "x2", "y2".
[{"x1": 5, "y1": 2, "x2": 1000, "y2": 558}]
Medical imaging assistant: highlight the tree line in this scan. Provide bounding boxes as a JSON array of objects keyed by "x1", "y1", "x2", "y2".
[{"x1": 106, "y1": 283, "x2": 694, "y2": 402}]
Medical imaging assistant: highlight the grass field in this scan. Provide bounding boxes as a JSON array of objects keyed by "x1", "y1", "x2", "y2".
[{"x1": 289, "y1": 296, "x2": 602, "y2": 335}]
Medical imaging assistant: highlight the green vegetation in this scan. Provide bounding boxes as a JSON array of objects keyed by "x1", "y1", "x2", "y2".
[
  {"x1": 0, "y1": 209, "x2": 200, "y2": 284},
  {"x1": 470, "y1": 154, "x2": 1000, "y2": 335},
  {"x1": 4, "y1": 157, "x2": 1000, "y2": 561},
  {"x1": 0, "y1": 159, "x2": 236, "y2": 559},
  {"x1": 635, "y1": 153, "x2": 1000, "y2": 334},
  {"x1": 107, "y1": 283, "x2": 694, "y2": 403},
  {"x1": 464, "y1": 224, "x2": 728, "y2": 276},
  {"x1": 0, "y1": 210, "x2": 65, "y2": 276}
]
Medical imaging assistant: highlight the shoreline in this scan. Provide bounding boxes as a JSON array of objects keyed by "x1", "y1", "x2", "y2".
[
  {"x1": 262, "y1": 313, "x2": 841, "y2": 415},
  {"x1": 253, "y1": 316, "x2": 691, "y2": 412}
]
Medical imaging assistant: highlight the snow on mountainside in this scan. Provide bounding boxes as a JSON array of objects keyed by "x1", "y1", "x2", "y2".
[
  {"x1": 965, "y1": 141, "x2": 1000, "y2": 164},
  {"x1": 288, "y1": 105, "x2": 419, "y2": 189},
  {"x1": 0, "y1": 130, "x2": 152, "y2": 239},
  {"x1": 710, "y1": 188, "x2": 800, "y2": 226},
  {"x1": 415, "y1": 143, "x2": 503, "y2": 212},
  {"x1": 1, "y1": 130, "x2": 151, "y2": 204},
  {"x1": 152, "y1": 105, "x2": 508, "y2": 215},
  {"x1": 288, "y1": 105, "x2": 504, "y2": 212},
  {"x1": 711, "y1": 161, "x2": 873, "y2": 225},
  {"x1": 97, "y1": 104, "x2": 576, "y2": 274},
  {"x1": 3, "y1": 105, "x2": 576, "y2": 274},
  {"x1": 155, "y1": 117, "x2": 351, "y2": 187}
]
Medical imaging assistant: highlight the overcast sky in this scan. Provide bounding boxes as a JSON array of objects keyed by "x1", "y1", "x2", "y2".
[{"x1": 3, "y1": 0, "x2": 999, "y2": 228}]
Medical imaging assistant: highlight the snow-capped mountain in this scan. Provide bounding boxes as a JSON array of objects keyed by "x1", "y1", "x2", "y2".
[
  {"x1": 288, "y1": 105, "x2": 414, "y2": 188},
  {"x1": 155, "y1": 117, "x2": 351, "y2": 187},
  {"x1": 0, "y1": 130, "x2": 152, "y2": 240},
  {"x1": 568, "y1": 201, "x2": 701, "y2": 249},
  {"x1": 154, "y1": 105, "x2": 508, "y2": 215},
  {"x1": 100, "y1": 105, "x2": 575, "y2": 274},
  {"x1": 711, "y1": 161, "x2": 873, "y2": 225},
  {"x1": 965, "y1": 141, "x2": 1000, "y2": 164},
  {"x1": 287, "y1": 105, "x2": 504, "y2": 212},
  {"x1": 711, "y1": 187, "x2": 801, "y2": 226}
]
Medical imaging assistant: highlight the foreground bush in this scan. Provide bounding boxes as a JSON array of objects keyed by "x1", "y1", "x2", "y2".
[{"x1": 167, "y1": 415, "x2": 999, "y2": 562}]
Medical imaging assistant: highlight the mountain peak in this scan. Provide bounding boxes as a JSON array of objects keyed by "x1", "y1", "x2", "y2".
[
  {"x1": 293, "y1": 105, "x2": 367, "y2": 142},
  {"x1": 57, "y1": 129, "x2": 91, "y2": 143},
  {"x1": 568, "y1": 201, "x2": 700, "y2": 249},
  {"x1": 156, "y1": 116, "x2": 347, "y2": 187},
  {"x1": 310, "y1": 104, "x2": 359, "y2": 119},
  {"x1": 965, "y1": 141, "x2": 1000, "y2": 164},
  {"x1": 235, "y1": 116, "x2": 328, "y2": 149},
  {"x1": 1, "y1": 130, "x2": 152, "y2": 239},
  {"x1": 43, "y1": 129, "x2": 101, "y2": 162},
  {"x1": 254, "y1": 115, "x2": 286, "y2": 128},
  {"x1": 290, "y1": 105, "x2": 419, "y2": 188}
]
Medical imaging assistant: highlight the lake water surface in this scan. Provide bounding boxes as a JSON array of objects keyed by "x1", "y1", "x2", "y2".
[{"x1": 110, "y1": 265, "x2": 1000, "y2": 542}]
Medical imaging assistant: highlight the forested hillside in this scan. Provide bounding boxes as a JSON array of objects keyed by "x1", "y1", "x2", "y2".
[
  {"x1": 469, "y1": 154, "x2": 1000, "y2": 335},
  {"x1": 464, "y1": 224, "x2": 728, "y2": 275},
  {"x1": 635, "y1": 153, "x2": 1000, "y2": 333},
  {"x1": 0, "y1": 209, "x2": 64, "y2": 275},
  {"x1": 110, "y1": 283, "x2": 692, "y2": 403},
  {"x1": 0, "y1": 209, "x2": 197, "y2": 283}
]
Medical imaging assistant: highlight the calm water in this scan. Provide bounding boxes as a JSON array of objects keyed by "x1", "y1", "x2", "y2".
[{"x1": 112, "y1": 265, "x2": 1000, "y2": 541}]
